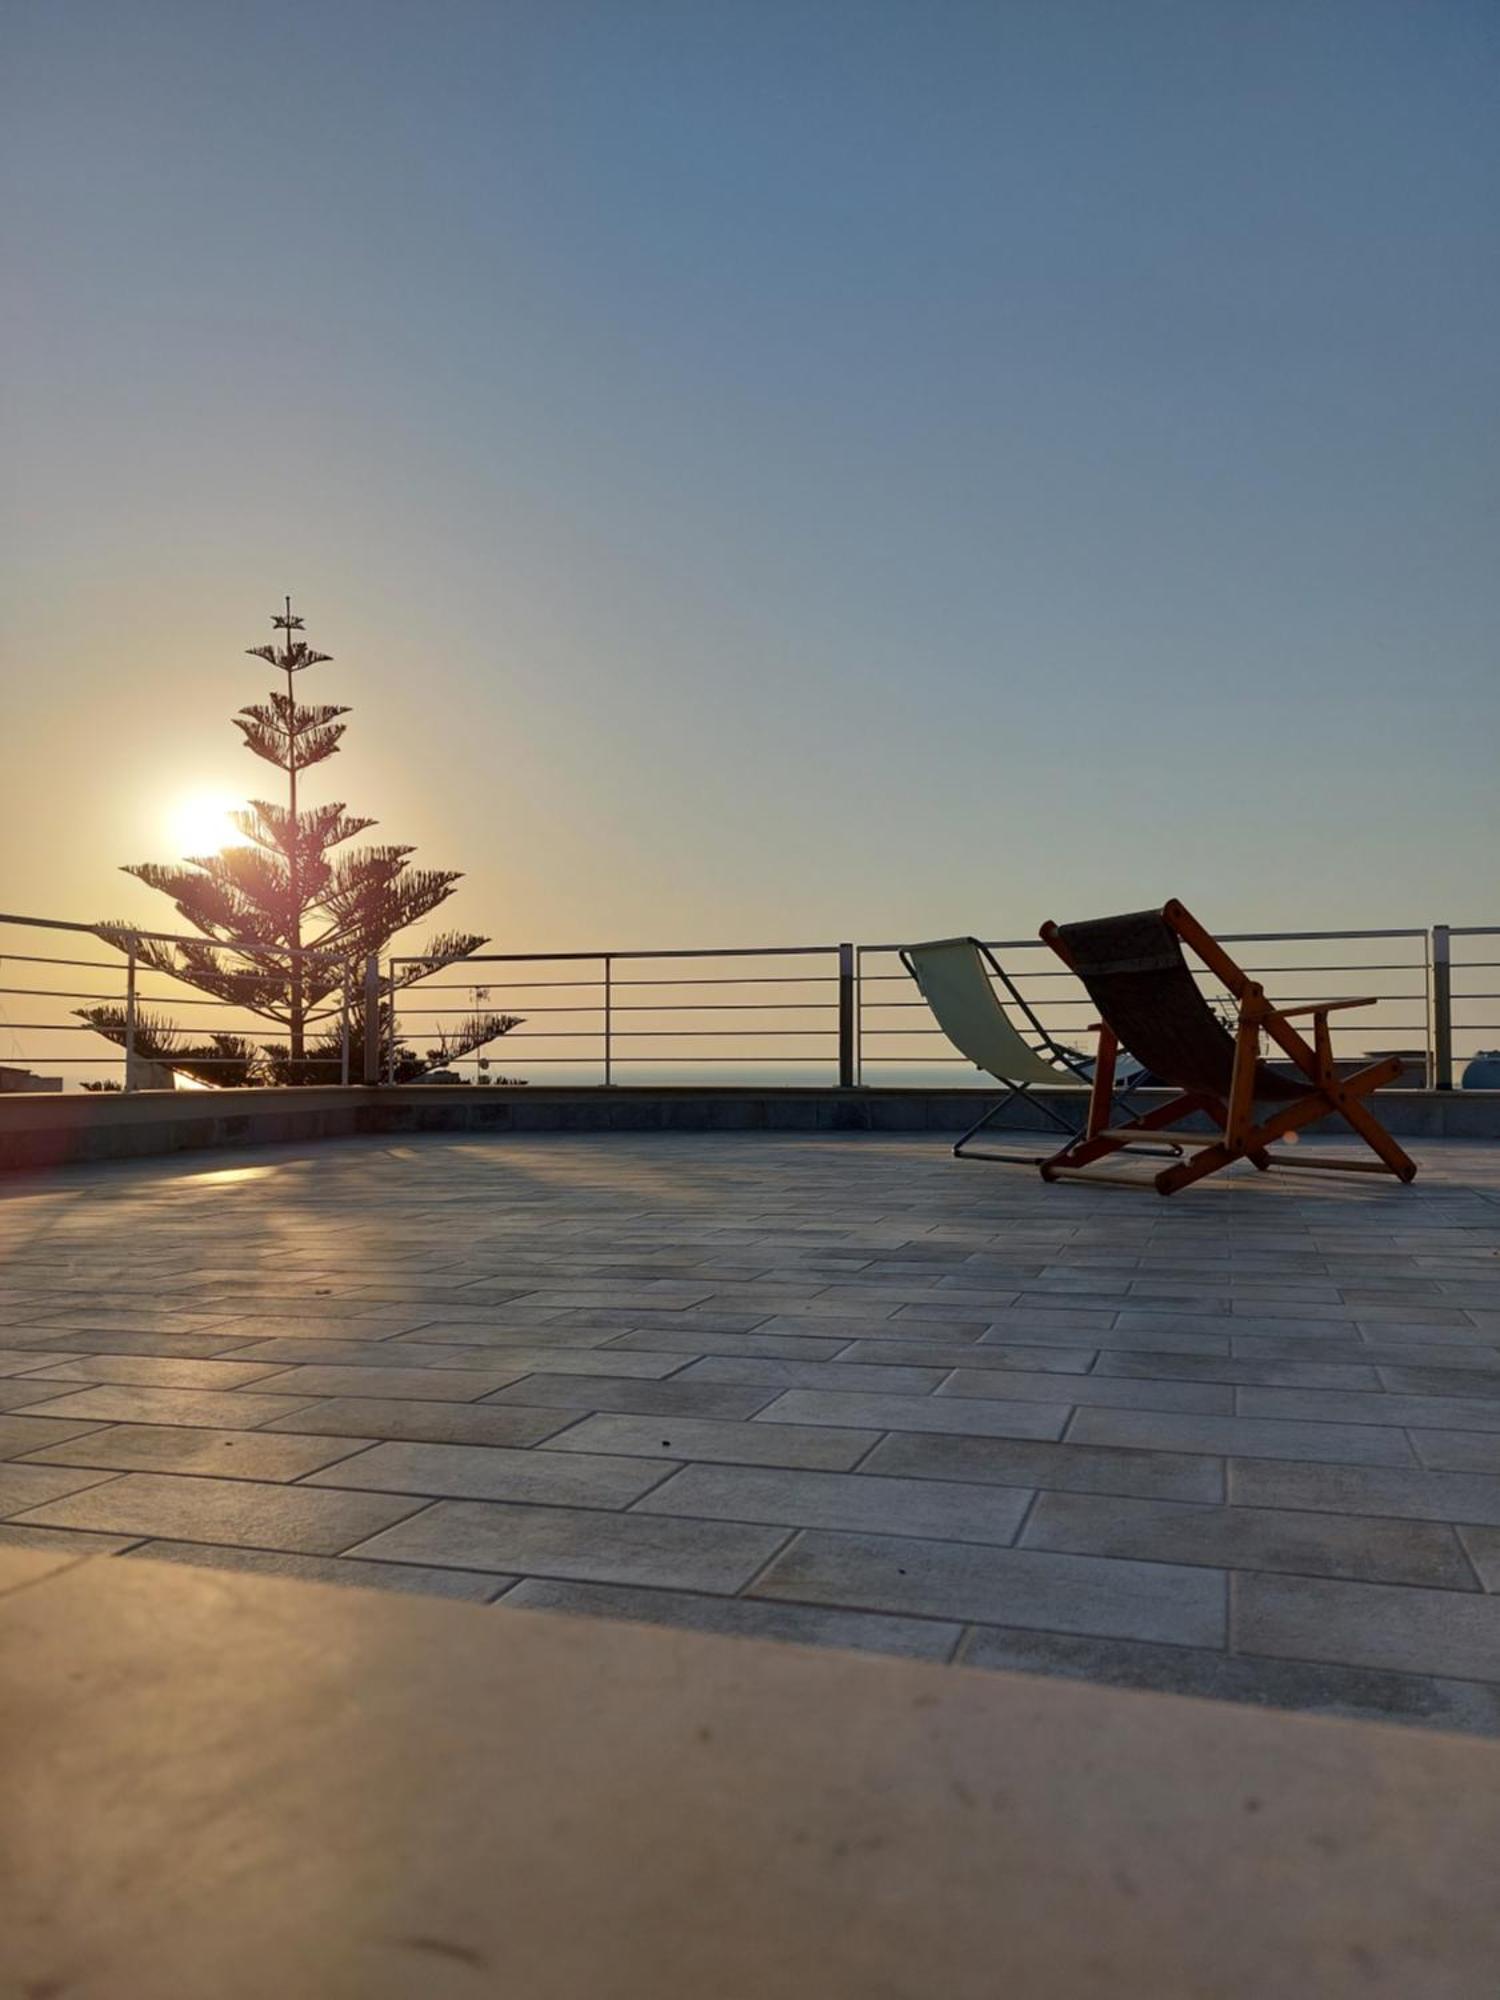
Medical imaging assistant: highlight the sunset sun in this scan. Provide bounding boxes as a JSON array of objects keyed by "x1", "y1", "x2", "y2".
[{"x1": 165, "y1": 789, "x2": 245, "y2": 857}]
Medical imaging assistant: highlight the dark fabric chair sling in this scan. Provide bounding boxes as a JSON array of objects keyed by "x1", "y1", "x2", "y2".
[{"x1": 1035, "y1": 900, "x2": 1418, "y2": 1196}]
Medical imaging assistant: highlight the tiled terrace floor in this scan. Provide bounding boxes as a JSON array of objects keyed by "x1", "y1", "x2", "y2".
[{"x1": 3, "y1": 1131, "x2": 1499, "y2": 1733}]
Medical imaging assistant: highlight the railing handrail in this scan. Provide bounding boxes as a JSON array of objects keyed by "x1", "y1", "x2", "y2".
[
  {"x1": 390, "y1": 944, "x2": 841, "y2": 964},
  {"x1": 0, "y1": 910, "x2": 348, "y2": 962},
  {"x1": 858, "y1": 927, "x2": 1430, "y2": 953}
]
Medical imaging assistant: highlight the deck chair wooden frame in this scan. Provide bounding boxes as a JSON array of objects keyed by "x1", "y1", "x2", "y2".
[
  {"x1": 901, "y1": 937, "x2": 1174, "y2": 1165},
  {"x1": 1035, "y1": 900, "x2": 1418, "y2": 1197}
]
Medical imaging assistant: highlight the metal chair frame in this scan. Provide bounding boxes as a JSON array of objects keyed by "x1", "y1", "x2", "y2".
[{"x1": 901, "y1": 938, "x2": 1175, "y2": 1165}]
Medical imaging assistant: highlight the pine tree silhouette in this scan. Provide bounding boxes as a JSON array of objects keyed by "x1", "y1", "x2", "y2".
[{"x1": 79, "y1": 600, "x2": 518, "y2": 1085}]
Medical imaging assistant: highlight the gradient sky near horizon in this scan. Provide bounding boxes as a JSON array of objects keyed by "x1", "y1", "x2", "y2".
[{"x1": 4, "y1": 0, "x2": 1497, "y2": 953}]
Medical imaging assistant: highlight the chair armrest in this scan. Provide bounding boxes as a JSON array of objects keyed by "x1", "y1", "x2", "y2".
[{"x1": 1274, "y1": 998, "x2": 1378, "y2": 1019}]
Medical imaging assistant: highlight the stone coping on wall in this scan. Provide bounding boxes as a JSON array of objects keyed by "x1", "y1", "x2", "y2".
[{"x1": 2, "y1": 1081, "x2": 1497, "y2": 1171}]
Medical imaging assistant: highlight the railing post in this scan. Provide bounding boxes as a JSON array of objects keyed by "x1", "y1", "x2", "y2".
[
  {"x1": 339, "y1": 962, "x2": 351, "y2": 1086},
  {"x1": 603, "y1": 955, "x2": 613, "y2": 1086},
  {"x1": 123, "y1": 939, "x2": 138, "y2": 1092},
  {"x1": 362, "y1": 954, "x2": 381, "y2": 1085},
  {"x1": 1431, "y1": 925, "x2": 1453, "y2": 1091},
  {"x1": 385, "y1": 962, "x2": 398, "y2": 1083},
  {"x1": 837, "y1": 943, "x2": 856, "y2": 1088}
]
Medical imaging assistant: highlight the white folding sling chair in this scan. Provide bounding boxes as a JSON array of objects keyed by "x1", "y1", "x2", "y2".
[{"x1": 901, "y1": 937, "x2": 1169, "y2": 1164}]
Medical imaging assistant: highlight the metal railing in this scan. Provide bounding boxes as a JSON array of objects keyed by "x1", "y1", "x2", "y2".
[
  {"x1": 4, "y1": 911, "x2": 1497, "y2": 1093},
  {"x1": 388, "y1": 945, "x2": 854, "y2": 1088},
  {"x1": 858, "y1": 927, "x2": 1448, "y2": 1089},
  {"x1": 0, "y1": 912, "x2": 357, "y2": 1091}
]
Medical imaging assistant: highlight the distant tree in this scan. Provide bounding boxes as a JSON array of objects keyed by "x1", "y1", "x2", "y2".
[{"x1": 78, "y1": 600, "x2": 519, "y2": 1086}]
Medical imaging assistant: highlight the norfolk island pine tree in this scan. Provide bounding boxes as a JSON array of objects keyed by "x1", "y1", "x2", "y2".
[{"x1": 78, "y1": 600, "x2": 519, "y2": 1086}]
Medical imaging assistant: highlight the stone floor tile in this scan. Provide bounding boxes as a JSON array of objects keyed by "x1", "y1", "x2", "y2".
[
  {"x1": 1117, "y1": 1311, "x2": 1351, "y2": 1343},
  {"x1": 754, "y1": 1388, "x2": 1068, "y2": 1441},
  {"x1": 1235, "y1": 1571, "x2": 1500, "y2": 1681},
  {"x1": 12, "y1": 1472, "x2": 429, "y2": 1555},
  {"x1": 416, "y1": 1345, "x2": 690, "y2": 1380},
  {"x1": 499, "y1": 1577, "x2": 962, "y2": 1660},
  {"x1": 1229, "y1": 1458, "x2": 1500, "y2": 1528},
  {"x1": 1459, "y1": 1527, "x2": 1500, "y2": 1591},
  {"x1": 0, "y1": 1463, "x2": 121, "y2": 1516},
  {"x1": 122, "y1": 1540, "x2": 513, "y2": 1600},
  {"x1": 863, "y1": 1431, "x2": 1224, "y2": 1502},
  {"x1": 207, "y1": 1312, "x2": 438, "y2": 1340},
  {"x1": 347, "y1": 1498, "x2": 788, "y2": 1592},
  {"x1": 304, "y1": 1439, "x2": 672, "y2": 1508},
  {"x1": 1411, "y1": 1431, "x2": 1500, "y2": 1474},
  {"x1": 1360, "y1": 1343, "x2": 1500, "y2": 1373},
  {"x1": 18, "y1": 1423, "x2": 375, "y2": 1482},
  {"x1": 1236, "y1": 1387, "x2": 1500, "y2": 1432},
  {"x1": 1068, "y1": 1408, "x2": 1417, "y2": 1468},
  {"x1": 604, "y1": 1328, "x2": 850, "y2": 1361},
  {"x1": 752, "y1": 1529, "x2": 1226, "y2": 1646},
  {"x1": 26, "y1": 1309, "x2": 243, "y2": 1336},
  {"x1": 393, "y1": 1322, "x2": 620, "y2": 1349},
  {"x1": 542, "y1": 1412, "x2": 877, "y2": 1471},
  {"x1": 958, "y1": 1625, "x2": 1500, "y2": 1737},
  {"x1": 551, "y1": 1309, "x2": 778, "y2": 1335},
  {"x1": 0, "y1": 1522, "x2": 143, "y2": 1556},
  {"x1": 260, "y1": 1397, "x2": 578, "y2": 1448},
  {"x1": 970, "y1": 1307, "x2": 1123, "y2": 1336},
  {"x1": 1377, "y1": 1365, "x2": 1500, "y2": 1400},
  {"x1": 0, "y1": 1414, "x2": 111, "y2": 1460},
  {"x1": 1022, "y1": 1490, "x2": 1475, "y2": 1589},
  {"x1": 1229, "y1": 1333, "x2": 1373, "y2": 1361},
  {"x1": 673, "y1": 1356, "x2": 949, "y2": 1395},
  {"x1": 0, "y1": 1381, "x2": 84, "y2": 1414},
  {"x1": 213, "y1": 1337, "x2": 451, "y2": 1368},
  {"x1": 940, "y1": 1370, "x2": 1233, "y2": 1414},
  {"x1": 242, "y1": 1364, "x2": 528, "y2": 1403},
  {"x1": 840, "y1": 1339, "x2": 1098, "y2": 1375},
  {"x1": 12, "y1": 1353, "x2": 292, "y2": 1390},
  {"x1": 0, "y1": 1348, "x2": 86, "y2": 1377},
  {"x1": 982, "y1": 1321, "x2": 1232, "y2": 1355},
  {"x1": 754, "y1": 1312, "x2": 932, "y2": 1341},
  {"x1": 9, "y1": 1384, "x2": 318, "y2": 1430},
  {"x1": 636, "y1": 1462, "x2": 1032, "y2": 1545},
  {"x1": 1096, "y1": 1353, "x2": 1383, "y2": 1390},
  {"x1": 485, "y1": 1375, "x2": 778, "y2": 1419}
]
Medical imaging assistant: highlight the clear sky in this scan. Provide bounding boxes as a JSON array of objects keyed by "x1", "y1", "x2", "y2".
[{"x1": 4, "y1": 0, "x2": 1496, "y2": 953}]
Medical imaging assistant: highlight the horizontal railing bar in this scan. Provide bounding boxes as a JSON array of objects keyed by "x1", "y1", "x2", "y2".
[
  {"x1": 0, "y1": 987, "x2": 131, "y2": 1002},
  {"x1": 858, "y1": 928, "x2": 1429, "y2": 954},
  {"x1": 865, "y1": 1003, "x2": 1427, "y2": 1019},
  {"x1": 0, "y1": 1023, "x2": 115, "y2": 1032},
  {"x1": 859, "y1": 1023, "x2": 1426, "y2": 1039},
  {"x1": 392, "y1": 946, "x2": 840, "y2": 965},
  {"x1": 411, "y1": 975, "x2": 834, "y2": 991},
  {"x1": 864, "y1": 994, "x2": 1423, "y2": 1014},
  {"x1": 0, "y1": 953, "x2": 128, "y2": 971},
  {"x1": 0, "y1": 911, "x2": 346, "y2": 961},
  {"x1": 852, "y1": 960, "x2": 1424, "y2": 976},
  {"x1": 447, "y1": 1030, "x2": 839, "y2": 1041},
  {"x1": 402, "y1": 1003, "x2": 840, "y2": 1017}
]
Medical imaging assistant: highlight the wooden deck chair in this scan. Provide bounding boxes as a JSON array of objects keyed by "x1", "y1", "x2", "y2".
[
  {"x1": 1035, "y1": 901, "x2": 1418, "y2": 1196},
  {"x1": 901, "y1": 937, "x2": 1170, "y2": 1164}
]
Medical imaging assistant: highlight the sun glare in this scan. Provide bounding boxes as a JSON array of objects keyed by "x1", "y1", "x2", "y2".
[{"x1": 165, "y1": 790, "x2": 246, "y2": 857}]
